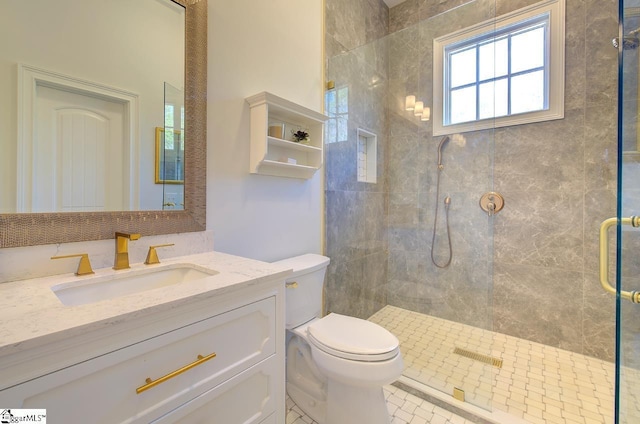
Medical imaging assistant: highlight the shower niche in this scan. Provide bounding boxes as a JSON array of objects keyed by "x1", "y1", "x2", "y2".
[
  {"x1": 356, "y1": 128, "x2": 377, "y2": 184},
  {"x1": 246, "y1": 92, "x2": 327, "y2": 179}
]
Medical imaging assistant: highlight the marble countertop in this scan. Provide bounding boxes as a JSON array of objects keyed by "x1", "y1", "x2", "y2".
[{"x1": 0, "y1": 251, "x2": 291, "y2": 358}]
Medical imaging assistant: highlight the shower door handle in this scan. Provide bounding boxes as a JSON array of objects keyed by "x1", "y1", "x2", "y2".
[{"x1": 599, "y1": 216, "x2": 640, "y2": 303}]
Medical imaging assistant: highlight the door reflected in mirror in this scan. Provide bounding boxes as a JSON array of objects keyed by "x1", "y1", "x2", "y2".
[{"x1": 0, "y1": 0, "x2": 186, "y2": 213}]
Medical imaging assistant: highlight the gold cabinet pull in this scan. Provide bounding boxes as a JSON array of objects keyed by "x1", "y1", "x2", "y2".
[
  {"x1": 285, "y1": 281, "x2": 298, "y2": 289},
  {"x1": 599, "y1": 216, "x2": 640, "y2": 303},
  {"x1": 136, "y1": 352, "x2": 216, "y2": 394}
]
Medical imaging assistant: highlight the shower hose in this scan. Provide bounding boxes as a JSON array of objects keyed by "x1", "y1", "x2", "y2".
[{"x1": 431, "y1": 165, "x2": 452, "y2": 268}]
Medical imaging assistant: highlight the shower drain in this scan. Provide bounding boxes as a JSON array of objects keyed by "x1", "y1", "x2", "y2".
[{"x1": 453, "y1": 347, "x2": 503, "y2": 368}]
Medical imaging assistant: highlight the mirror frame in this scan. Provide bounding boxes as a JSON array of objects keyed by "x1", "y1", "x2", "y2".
[{"x1": 0, "y1": 0, "x2": 207, "y2": 248}]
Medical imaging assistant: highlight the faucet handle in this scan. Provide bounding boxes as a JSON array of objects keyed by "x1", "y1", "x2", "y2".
[
  {"x1": 145, "y1": 244, "x2": 175, "y2": 265},
  {"x1": 51, "y1": 253, "x2": 95, "y2": 276}
]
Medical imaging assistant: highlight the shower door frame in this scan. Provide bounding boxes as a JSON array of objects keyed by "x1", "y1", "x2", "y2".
[{"x1": 615, "y1": 1, "x2": 640, "y2": 423}]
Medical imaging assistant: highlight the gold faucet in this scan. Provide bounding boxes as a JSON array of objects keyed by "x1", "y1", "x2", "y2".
[{"x1": 114, "y1": 232, "x2": 141, "y2": 270}]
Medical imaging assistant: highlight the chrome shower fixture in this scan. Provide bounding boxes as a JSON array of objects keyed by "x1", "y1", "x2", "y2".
[{"x1": 431, "y1": 137, "x2": 453, "y2": 269}]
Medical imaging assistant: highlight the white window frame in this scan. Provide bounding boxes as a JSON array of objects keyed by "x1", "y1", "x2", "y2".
[{"x1": 432, "y1": 0, "x2": 565, "y2": 136}]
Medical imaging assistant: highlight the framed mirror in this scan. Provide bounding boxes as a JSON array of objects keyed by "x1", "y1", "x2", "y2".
[{"x1": 0, "y1": 0, "x2": 207, "y2": 247}]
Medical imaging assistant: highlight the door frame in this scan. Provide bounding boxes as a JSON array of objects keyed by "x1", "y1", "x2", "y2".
[{"x1": 17, "y1": 64, "x2": 139, "y2": 211}]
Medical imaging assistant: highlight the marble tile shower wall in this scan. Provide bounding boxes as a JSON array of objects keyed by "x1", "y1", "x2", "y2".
[
  {"x1": 385, "y1": 0, "x2": 497, "y2": 335},
  {"x1": 324, "y1": 0, "x2": 630, "y2": 362},
  {"x1": 324, "y1": 0, "x2": 390, "y2": 319},
  {"x1": 387, "y1": 0, "x2": 620, "y2": 361}
]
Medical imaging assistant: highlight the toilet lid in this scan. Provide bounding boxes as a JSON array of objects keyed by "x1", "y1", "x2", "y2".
[{"x1": 307, "y1": 313, "x2": 400, "y2": 361}]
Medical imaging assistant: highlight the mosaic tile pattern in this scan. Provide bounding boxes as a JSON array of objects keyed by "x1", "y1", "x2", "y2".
[
  {"x1": 367, "y1": 305, "x2": 640, "y2": 424},
  {"x1": 286, "y1": 385, "x2": 474, "y2": 424}
]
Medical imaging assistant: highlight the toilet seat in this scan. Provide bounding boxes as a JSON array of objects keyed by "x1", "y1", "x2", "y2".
[{"x1": 307, "y1": 313, "x2": 399, "y2": 362}]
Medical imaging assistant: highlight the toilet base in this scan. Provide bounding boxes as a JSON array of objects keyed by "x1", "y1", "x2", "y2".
[
  {"x1": 325, "y1": 379, "x2": 390, "y2": 424},
  {"x1": 287, "y1": 384, "x2": 326, "y2": 424}
]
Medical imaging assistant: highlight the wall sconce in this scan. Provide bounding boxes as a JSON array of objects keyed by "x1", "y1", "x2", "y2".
[
  {"x1": 405, "y1": 95, "x2": 416, "y2": 111},
  {"x1": 421, "y1": 107, "x2": 431, "y2": 121},
  {"x1": 406, "y1": 94, "x2": 429, "y2": 121},
  {"x1": 413, "y1": 101, "x2": 424, "y2": 116}
]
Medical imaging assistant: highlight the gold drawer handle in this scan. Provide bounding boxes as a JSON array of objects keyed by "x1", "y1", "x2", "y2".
[
  {"x1": 136, "y1": 352, "x2": 217, "y2": 394},
  {"x1": 286, "y1": 281, "x2": 298, "y2": 289}
]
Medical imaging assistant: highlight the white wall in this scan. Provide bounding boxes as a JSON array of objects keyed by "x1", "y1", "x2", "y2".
[{"x1": 208, "y1": 0, "x2": 324, "y2": 262}]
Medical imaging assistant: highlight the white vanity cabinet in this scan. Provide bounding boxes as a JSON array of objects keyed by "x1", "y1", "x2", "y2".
[{"x1": 0, "y1": 276, "x2": 285, "y2": 424}]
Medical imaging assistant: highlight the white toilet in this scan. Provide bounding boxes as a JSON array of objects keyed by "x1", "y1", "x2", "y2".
[{"x1": 274, "y1": 254, "x2": 403, "y2": 424}]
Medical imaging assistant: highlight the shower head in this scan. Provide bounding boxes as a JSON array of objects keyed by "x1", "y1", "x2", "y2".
[{"x1": 437, "y1": 136, "x2": 450, "y2": 168}]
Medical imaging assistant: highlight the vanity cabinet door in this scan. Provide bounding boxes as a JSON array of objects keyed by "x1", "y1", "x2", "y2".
[
  {"x1": 0, "y1": 296, "x2": 276, "y2": 423},
  {"x1": 151, "y1": 356, "x2": 279, "y2": 424}
]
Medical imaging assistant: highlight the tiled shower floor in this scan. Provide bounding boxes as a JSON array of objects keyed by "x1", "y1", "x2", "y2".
[{"x1": 367, "y1": 305, "x2": 631, "y2": 424}]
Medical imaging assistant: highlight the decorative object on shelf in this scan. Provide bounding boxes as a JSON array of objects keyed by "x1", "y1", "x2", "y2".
[
  {"x1": 268, "y1": 122, "x2": 285, "y2": 139},
  {"x1": 291, "y1": 129, "x2": 310, "y2": 144}
]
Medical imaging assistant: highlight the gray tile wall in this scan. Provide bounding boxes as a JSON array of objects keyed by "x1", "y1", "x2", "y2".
[
  {"x1": 326, "y1": 0, "x2": 624, "y2": 362},
  {"x1": 324, "y1": 0, "x2": 390, "y2": 319},
  {"x1": 387, "y1": 0, "x2": 619, "y2": 361}
]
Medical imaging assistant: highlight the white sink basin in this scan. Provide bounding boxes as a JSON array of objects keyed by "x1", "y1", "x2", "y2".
[{"x1": 52, "y1": 264, "x2": 218, "y2": 306}]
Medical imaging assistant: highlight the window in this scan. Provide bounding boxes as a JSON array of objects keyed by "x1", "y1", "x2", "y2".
[
  {"x1": 433, "y1": 0, "x2": 565, "y2": 135},
  {"x1": 325, "y1": 85, "x2": 349, "y2": 144},
  {"x1": 164, "y1": 103, "x2": 185, "y2": 151}
]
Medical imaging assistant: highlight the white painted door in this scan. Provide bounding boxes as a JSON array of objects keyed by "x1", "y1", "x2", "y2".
[{"x1": 34, "y1": 85, "x2": 126, "y2": 212}]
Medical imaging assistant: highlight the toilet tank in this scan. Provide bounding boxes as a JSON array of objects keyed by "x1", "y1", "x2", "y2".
[{"x1": 272, "y1": 254, "x2": 330, "y2": 329}]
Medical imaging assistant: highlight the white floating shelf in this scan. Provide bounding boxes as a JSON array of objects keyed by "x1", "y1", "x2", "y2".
[
  {"x1": 258, "y1": 160, "x2": 318, "y2": 179},
  {"x1": 246, "y1": 92, "x2": 327, "y2": 179},
  {"x1": 267, "y1": 136, "x2": 322, "y2": 152}
]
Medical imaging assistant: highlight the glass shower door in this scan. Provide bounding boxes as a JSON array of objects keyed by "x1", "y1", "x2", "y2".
[{"x1": 617, "y1": 2, "x2": 640, "y2": 423}]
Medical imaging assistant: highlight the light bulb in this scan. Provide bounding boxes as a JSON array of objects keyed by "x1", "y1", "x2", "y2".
[
  {"x1": 414, "y1": 101, "x2": 424, "y2": 116},
  {"x1": 405, "y1": 95, "x2": 416, "y2": 111},
  {"x1": 421, "y1": 107, "x2": 431, "y2": 121}
]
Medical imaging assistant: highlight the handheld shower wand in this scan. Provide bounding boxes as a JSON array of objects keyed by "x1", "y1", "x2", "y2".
[
  {"x1": 431, "y1": 136, "x2": 453, "y2": 269},
  {"x1": 437, "y1": 136, "x2": 450, "y2": 169}
]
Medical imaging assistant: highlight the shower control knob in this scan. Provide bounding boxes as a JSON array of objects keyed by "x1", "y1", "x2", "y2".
[{"x1": 480, "y1": 192, "x2": 504, "y2": 216}]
